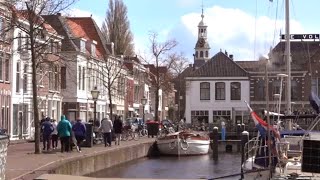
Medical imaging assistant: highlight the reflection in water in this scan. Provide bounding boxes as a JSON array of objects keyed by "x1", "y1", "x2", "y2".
[{"x1": 90, "y1": 153, "x2": 241, "y2": 179}]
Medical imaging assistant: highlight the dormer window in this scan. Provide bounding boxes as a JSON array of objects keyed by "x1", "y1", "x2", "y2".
[
  {"x1": 91, "y1": 43, "x2": 96, "y2": 57},
  {"x1": 80, "y1": 39, "x2": 86, "y2": 53}
]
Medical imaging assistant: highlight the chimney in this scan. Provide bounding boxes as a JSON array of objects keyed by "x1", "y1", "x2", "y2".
[
  {"x1": 57, "y1": 13, "x2": 61, "y2": 16},
  {"x1": 225, "y1": 50, "x2": 228, "y2": 56},
  {"x1": 229, "y1": 54, "x2": 233, "y2": 60}
]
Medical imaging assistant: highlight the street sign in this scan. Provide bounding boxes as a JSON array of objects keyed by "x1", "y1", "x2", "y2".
[{"x1": 280, "y1": 34, "x2": 320, "y2": 40}]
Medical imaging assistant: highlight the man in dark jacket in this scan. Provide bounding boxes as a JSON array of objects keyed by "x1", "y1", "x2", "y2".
[
  {"x1": 41, "y1": 117, "x2": 54, "y2": 151},
  {"x1": 72, "y1": 118, "x2": 86, "y2": 152},
  {"x1": 113, "y1": 116, "x2": 123, "y2": 145}
]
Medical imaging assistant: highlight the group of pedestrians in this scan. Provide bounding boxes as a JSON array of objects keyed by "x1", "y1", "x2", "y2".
[
  {"x1": 41, "y1": 115, "x2": 86, "y2": 153},
  {"x1": 41, "y1": 114, "x2": 124, "y2": 153},
  {"x1": 99, "y1": 115, "x2": 123, "y2": 147}
]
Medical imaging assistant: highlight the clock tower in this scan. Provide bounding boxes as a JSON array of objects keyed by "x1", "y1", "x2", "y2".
[{"x1": 194, "y1": 7, "x2": 210, "y2": 67}]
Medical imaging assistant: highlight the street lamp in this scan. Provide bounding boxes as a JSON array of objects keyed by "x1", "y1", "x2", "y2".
[
  {"x1": 91, "y1": 86, "x2": 100, "y2": 126},
  {"x1": 141, "y1": 96, "x2": 147, "y2": 123}
]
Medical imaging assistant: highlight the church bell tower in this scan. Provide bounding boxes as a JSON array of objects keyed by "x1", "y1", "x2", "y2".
[{"x1": 194, "y1": 7, "x2": 210, "y2": 67}]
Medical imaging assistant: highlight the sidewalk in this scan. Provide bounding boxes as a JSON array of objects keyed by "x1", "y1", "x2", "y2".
[{"x1": 5, "y1": 137, "x2": 155, "y2": 180}]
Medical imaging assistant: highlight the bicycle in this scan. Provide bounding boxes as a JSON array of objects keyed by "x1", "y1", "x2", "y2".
[
  {"x1": 138, "y1": 124, "x2": 148, "y2": 137},
  {"x1": 121, "y1": 125, "x2": 139, "y2": 141}
]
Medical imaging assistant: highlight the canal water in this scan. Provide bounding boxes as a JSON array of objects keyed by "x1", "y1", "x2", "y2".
[{"x1": 90, "y1": 153, "x2": 242, "y2": 179}]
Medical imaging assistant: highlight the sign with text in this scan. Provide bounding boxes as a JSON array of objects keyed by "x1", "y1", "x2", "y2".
[{"x1": 280, "y1": 34, "x2": 320, "y2": 40}]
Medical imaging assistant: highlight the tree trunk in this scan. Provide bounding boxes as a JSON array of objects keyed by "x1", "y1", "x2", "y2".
[
  {"x1": 30, "y1": 34, "x2": 40, "y2": 154},
  {"x1": 154, "y1": 87, "x2": 159, "y2": 122},
  {"x1": 108, "y1": 85, "x2": 113, "y2": 121}
]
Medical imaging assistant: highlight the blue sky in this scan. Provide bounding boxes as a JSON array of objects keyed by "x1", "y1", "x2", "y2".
[{"x1": 70, "y1": 0, "x2": 320, "y2": 61}]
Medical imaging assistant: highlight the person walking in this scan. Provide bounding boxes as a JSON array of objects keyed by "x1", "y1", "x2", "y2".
[
  {"x1": 41, "y1": 117, "x2": 53, "y2": 151},
  {"x1": 57, "y1": 115, "x2": 72, "y2": 153},
  {"x1": 51, "y1": 119, "x2": 58, "y2": 149},
  {"x1": 100, "y1": 115, "x2": 113, "y2": 147},
  {"x1": 113, "y1": 116, "x2": 123, "y2": 145},
  {"x1": 72, "y1": 118, "x2": 86, "y2": 152}
]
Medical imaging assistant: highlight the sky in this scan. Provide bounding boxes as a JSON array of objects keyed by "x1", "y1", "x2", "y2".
[{"x1": 69, "y1": 0, "x2": 320, "y2": 61}]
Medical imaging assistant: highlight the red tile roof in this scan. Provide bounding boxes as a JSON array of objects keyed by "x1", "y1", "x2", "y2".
[{"x1": 65, "y1": 17, "x2": 107, "y2": 58}]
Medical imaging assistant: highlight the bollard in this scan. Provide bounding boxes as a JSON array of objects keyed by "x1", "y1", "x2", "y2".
[
  {"x1": 212, "y1": 127, "x2": 219, "y2": 161},
  {"x1": 237, "y1": 124, "x2": 241, "y2": 152},
  {"x1": 240, "y1": 131, "x2": 249, "y2": 180}
]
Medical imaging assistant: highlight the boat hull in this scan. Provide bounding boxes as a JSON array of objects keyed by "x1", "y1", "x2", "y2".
[
  {"x1": 157, "y1": 138, "x2": 210, "y2": 155},
  {"x1": 156, "y1": 131, "x2": 210, "y2": 156}
]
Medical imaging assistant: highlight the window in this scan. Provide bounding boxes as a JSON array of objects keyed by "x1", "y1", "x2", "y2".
[
  {"x1": 82, "y1": 67, "x2": 85, "y2": 90},
  {"x1": 80, "y1": 40, "x2": 86, "y2": 53},
  {"x1": 200, "y1": 82, "x2": 210, "y2": 100},
  {"x1": 16, "y1": 62, "x2": 20, "y2": 92},
  {"x1": 18, "y1": 32, "x2": 22, "y2": 51},
  {"x1": 200, "y1": 51, "x2": 203, "y2": 58},
  {"x1": 205, "y1": 51, "x2": 208, "y2": 57},
  {"x1": 0, "y1": 52, "x2": 3, "y2": 81},
  {"x1": 312, "y1": 78, "x2": 320, "y2": 97},
  {"x1": 231, "y1": 82, "x2": 241, "y2": 100},
  {"x1": 195, "y1": 51, "x2": 198, "y2": 58},
  {"x1": 212, "y1": 110, "x2": 231, "y2": 124},
  {"x1": 5, "y1": 54, "x2": 9, "y2": 81},
  {"x1": 78, "y1": 66, "x2": 81, "y2": 90},
  {"x1": 0, "y1": 18, "x2": 4, "y2": 40},
  {"x1": 256, "y1": 79, "x2": 265, "y2": 100},
  {"x1": 215, "y1": 82, "x2": 225, "y2": 100},
  {"x1": 61, "y1": 67, "x2": 66, "y2": 89},
  {"x1": 91, "y1": 44, "x2": 96, "y2": 57},
  {"x1": 49, "y1": 67, "x2": 54, "y2": 90},
  {"x1": 54, "y1": 66, "x2": 59, "y2": 90},
  {"x1": 291, "y1": 80, "x2": 298, "y2": 101},
  {"x1": 23, "y1": 64, "x2": 27, "y2": 93}
]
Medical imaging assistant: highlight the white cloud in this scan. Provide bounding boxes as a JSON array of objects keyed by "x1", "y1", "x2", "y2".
[
  {"x1": 67, "y1": 8, "x2": 104, "y2": 28},
  {"x1": 175, "y1": 6, "x2": 304, "y2": 60}
]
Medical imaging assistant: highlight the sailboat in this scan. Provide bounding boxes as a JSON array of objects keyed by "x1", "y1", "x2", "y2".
[{"x1": 241, "y1": 0, "x2": 320, "y2": 179}]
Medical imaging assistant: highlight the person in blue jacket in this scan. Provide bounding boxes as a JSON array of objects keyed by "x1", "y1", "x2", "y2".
[
  {"x1": 41, "y1": 117, "x2": 53, "y2": 151},
  {"x1": 57, "y1": 115, "x2": 72, "y2": 153},
  {"x1": 72, "y1": 118, "x2": 86, "y2": 152}
]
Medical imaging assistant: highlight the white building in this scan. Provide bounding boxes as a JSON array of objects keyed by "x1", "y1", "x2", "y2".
[
  {"x1": 11, "y1": 12, "x2": 64, "y2": 140},
  {"x1": 184, "y1": 9, "x2": 251, "y2": 129}
]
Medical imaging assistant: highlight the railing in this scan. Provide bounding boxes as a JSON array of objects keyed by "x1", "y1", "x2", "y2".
[{"x1": 0, "y1": 135, "x2": 9, "y2": 180}]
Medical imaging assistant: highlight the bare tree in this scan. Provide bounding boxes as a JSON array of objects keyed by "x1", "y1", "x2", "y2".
[
  {"x1": 102, "y1": 0, "x2": 135, "y2": 56},
  {"x1": 2, "y1": 0, "x2": 77, "y2": 154},
  {"x1": 93, "y1": 55, "x2": 126, "y2": 122},
  {"x1": 170, "y1": 53, "x2": 189, "y2": 120},
  {"x1": 146, "y1": 32, "x2": 177, "y2": 121}
]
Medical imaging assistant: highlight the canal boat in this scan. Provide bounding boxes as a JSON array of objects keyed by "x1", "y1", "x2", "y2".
[{"x1": 156, "y1": 131, "x2": 210, "y2": 155}]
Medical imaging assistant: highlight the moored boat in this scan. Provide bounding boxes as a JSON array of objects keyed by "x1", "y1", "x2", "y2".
[{"x1": 156, "y1": 131, "x2": 210, "y2": 155}]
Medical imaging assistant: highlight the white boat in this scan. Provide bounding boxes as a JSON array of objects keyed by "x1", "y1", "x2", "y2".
[{"x1": 156, "y1": 131, "x2": 210, "y2": 155}]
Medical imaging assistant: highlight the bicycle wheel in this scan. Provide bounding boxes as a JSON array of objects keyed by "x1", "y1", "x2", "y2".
[
  {"x1": 132, "y1": 131, "x2": 140, "y2": 141},
  {"x1": 121, "y1": 131, "x2": 129, "y2": 141}
]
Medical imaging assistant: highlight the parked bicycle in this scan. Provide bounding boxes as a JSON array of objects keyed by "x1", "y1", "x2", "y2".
[
  {"x1": 121, "y1": 124, "x2": 139, "y2": 141},
  {"x1": 138, "y1": 124, "x2": 148, "y2": 137}
]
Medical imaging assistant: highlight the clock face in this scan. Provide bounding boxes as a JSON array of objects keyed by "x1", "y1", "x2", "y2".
[{"x1": 199, "y1": 38, "x2": 205, "y2": 47}]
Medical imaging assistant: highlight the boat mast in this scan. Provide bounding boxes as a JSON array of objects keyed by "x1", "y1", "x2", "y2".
[{"x1": 285, "y1": 0, "x2": 292, "y2": 130}]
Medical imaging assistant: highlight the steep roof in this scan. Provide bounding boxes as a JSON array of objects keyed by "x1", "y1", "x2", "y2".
[
  {"x1": 43, "y1": 15, "x2": 110, "y2": 57},
  {"x1": 65, "y1": 17, "x2": 109, "y2": 58},
  {"x1": 188, "y1": 52, "x2": 248, "y2": 77},
  {"x1": 42, "y1": 15, "x2": 78, "y2": 52}
]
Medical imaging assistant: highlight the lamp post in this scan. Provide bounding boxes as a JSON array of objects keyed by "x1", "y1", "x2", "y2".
[
  {"x1": 91, "y1": 87, "x2": 100, "y2": 126},
  {"x1": 141, "y1": 96, "x2": 147, "y2": 123}
]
